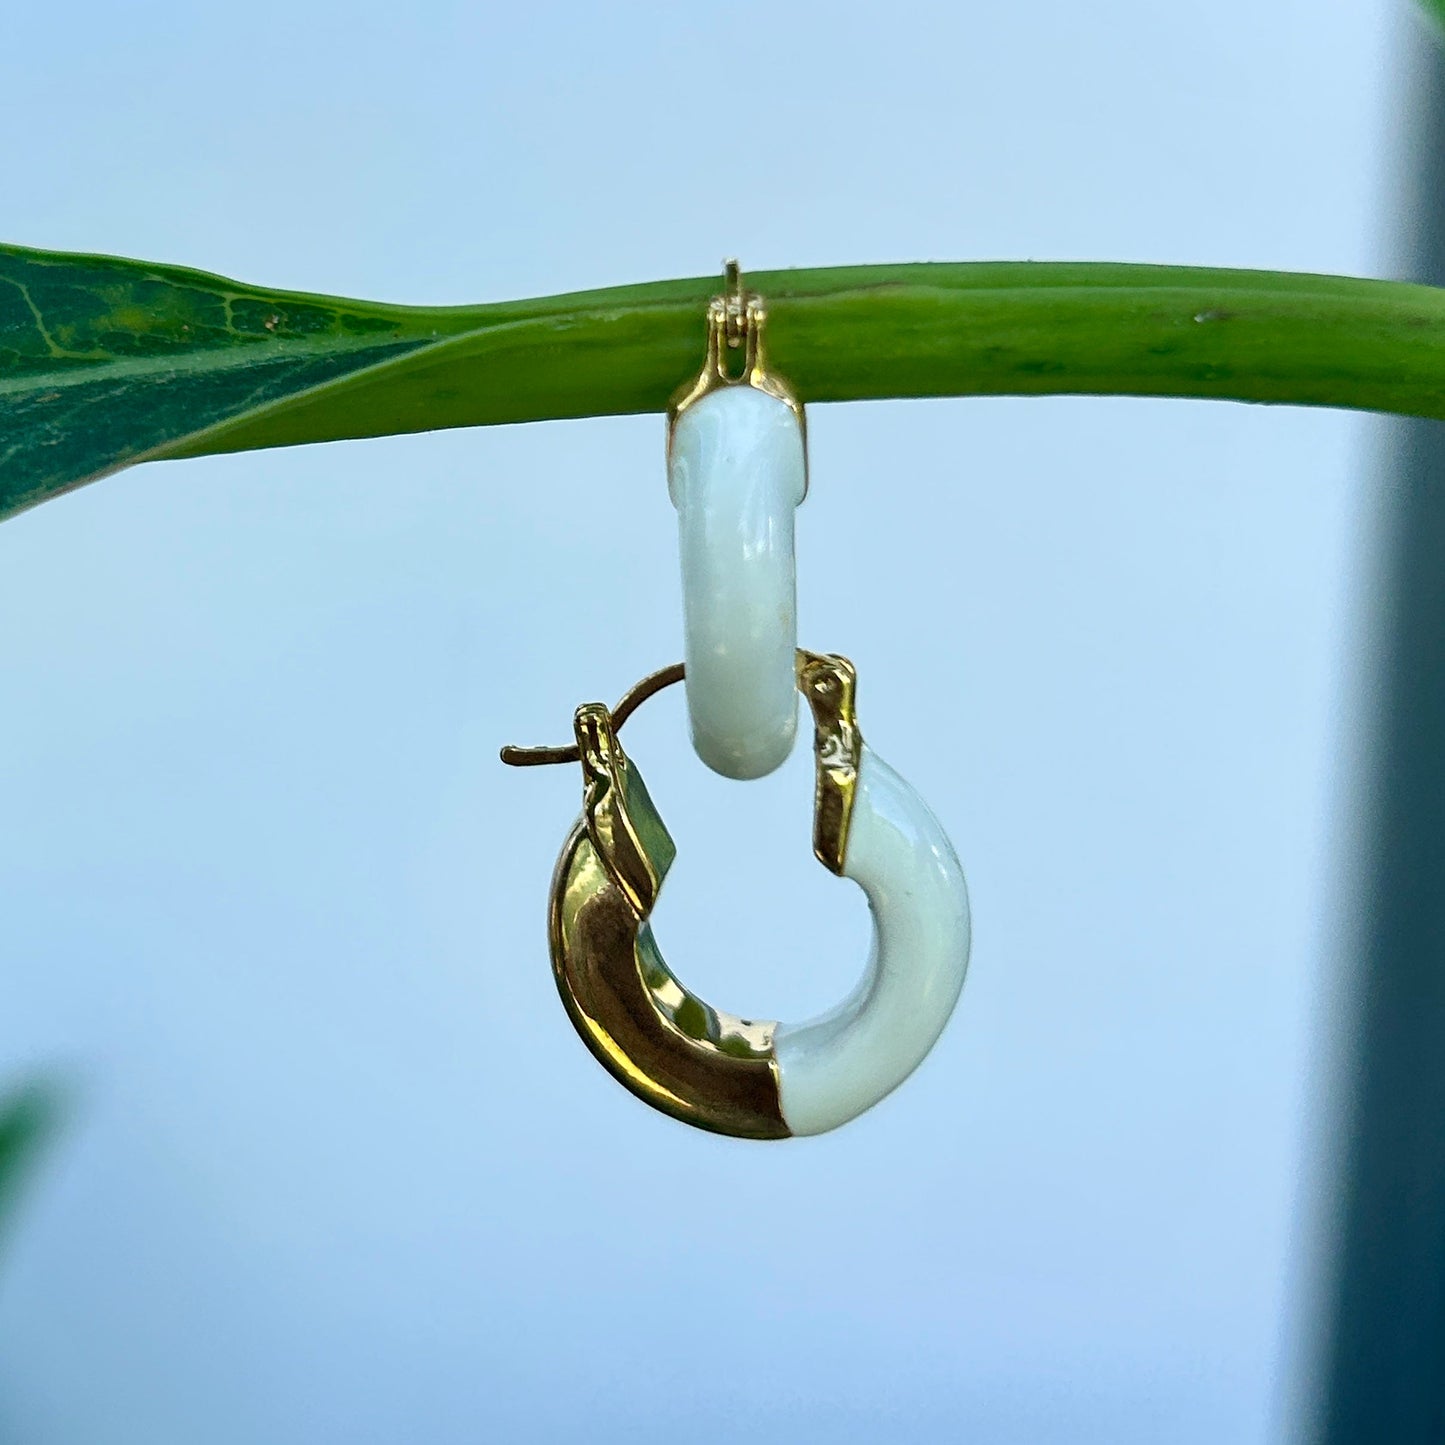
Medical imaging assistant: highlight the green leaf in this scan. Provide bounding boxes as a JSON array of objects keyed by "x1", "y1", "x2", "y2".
[
  {"x1": 1420, "y1": 0, "x2": 1445, "y2": 34},
  {"x1": 8, "y1": 241, "x2": 1445, "y2": 524},
  {"x1": 0, "y1": 1082, "x2": 60, "y2": 1242}
]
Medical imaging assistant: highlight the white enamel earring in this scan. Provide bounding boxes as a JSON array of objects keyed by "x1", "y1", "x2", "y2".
[{"x1": 502, "y1": 653, "x2": 971, "y2": 1138}]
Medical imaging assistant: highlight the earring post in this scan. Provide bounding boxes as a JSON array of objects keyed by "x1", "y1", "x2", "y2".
[{"x1": 499, "y1": 662, "x2": 686, "y2": 768}]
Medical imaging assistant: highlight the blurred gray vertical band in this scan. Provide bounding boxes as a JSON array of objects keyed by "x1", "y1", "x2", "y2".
[{"x1": 1316, "y1": 20, "x2": 1445, "y2": 1443}]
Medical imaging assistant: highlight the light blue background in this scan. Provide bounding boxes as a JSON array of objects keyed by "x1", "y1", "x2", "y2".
[{"x1": 0, "y1": 1, "x2": 1403, "y2": 1440}]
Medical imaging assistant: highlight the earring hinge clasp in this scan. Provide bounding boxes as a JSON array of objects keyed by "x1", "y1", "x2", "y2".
[{"x1": 665, "y1": 259, "x2": 807, "y2": 492}]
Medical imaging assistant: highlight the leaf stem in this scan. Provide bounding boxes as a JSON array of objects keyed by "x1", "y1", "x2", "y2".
[
  {"x1": 166, "y1": 262, "x2": 1445, "y2": 460},
  {"x1": 4, "y1": 248, "x2": 1444, "y2": 521}
]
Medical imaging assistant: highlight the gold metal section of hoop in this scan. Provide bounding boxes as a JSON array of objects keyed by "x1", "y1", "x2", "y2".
[
  {"x1": 665, "y1": 259, "x2": 808, "y2": 493},
  {"x1": 548, "y1": 698, "x2": 788, "y2": 1139},
  {"x1": 797, "y1": 650, "x2": 863, "y2": 877}
]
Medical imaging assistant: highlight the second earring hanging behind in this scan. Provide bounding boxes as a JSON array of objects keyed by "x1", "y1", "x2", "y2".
[{"x1": 667, "y1": 260, "x2": 807, "y2": 779}]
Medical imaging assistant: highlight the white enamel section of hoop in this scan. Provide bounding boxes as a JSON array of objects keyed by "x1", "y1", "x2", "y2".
[
  {"x1": 668, "y1": 386, "x2": 806, "y2": 780},
  {"x1": 774, "y1": 746, "x2": 971, "y2": 1136}
]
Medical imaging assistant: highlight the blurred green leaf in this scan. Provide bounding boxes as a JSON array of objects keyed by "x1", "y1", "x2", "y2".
[
  {"x1": 0, "y1": 1082, "x2": 60, "y2": 1241},
  {"x1": 8, "y1": 242, "x2": 1445, "y2": 524}
]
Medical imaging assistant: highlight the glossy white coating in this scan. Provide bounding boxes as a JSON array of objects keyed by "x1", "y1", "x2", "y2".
[
  {"x1": 668, "y1": 386, "x2": 806, "y2": 780},
  {"x1": 774, "y1": 746, "x2": 971, "y2": 1136}
]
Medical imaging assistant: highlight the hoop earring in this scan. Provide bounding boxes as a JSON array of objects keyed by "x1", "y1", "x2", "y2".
[{"x1": 503, "y1": 651, "x2": 971, "y2": 1139}]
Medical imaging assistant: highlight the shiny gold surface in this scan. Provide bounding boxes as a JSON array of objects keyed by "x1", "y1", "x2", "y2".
[
  {"x1": 506, "y1": 650, "x2": 865, "y2": 1138},
  {"x1": 549, "y1": 703, "x2": 788, "y2": 1139},
  {"x1": 797, "y1": 650, "x2": 863, "y2": 877},
  {"x1": 665, "y1": 260, "x2": 807, "y2": 487}
]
